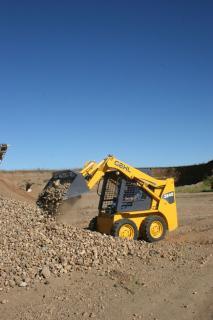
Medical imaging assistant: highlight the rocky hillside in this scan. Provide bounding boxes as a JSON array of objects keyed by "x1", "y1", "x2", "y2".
[{"x1": 150, "y1": 160, "x2": 213, "y2": 186}]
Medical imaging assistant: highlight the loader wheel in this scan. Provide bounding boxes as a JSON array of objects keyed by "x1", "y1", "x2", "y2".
[
  {"x1": 111, "y1": 219, "x2": 139, "y2": 240},
  {"x1": 141, "y1": 215, "x2": 167, "y2": 242},
  {"x1": 88, "y1": 216, "x2": 97, "y2": 231}
]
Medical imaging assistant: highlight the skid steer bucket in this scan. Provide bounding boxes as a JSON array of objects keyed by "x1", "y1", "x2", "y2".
[
  {"x1": 50, "y1": 170, "x2": 89, "y2": 200},
  {"x1": 37, "y1": 170, "x2": 90, "y2": 215}
]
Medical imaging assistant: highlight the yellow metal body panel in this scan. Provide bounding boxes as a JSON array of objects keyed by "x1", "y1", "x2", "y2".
[{"x1": 158, "y1": 178, "x2": 178, "y2": 231}]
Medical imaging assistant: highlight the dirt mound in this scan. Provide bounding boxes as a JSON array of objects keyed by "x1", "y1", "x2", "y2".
[
  {"x1": 0, "y1": 171, "x2": 52, "y2": 202},
  {"x1": 0, "y1": 177, "x2": 34, "y2": 202}
]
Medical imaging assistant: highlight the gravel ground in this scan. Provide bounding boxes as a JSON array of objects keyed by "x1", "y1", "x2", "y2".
[
  {"x1": 0, "y1": 196, "x2": 179, "y2": 291},
  {"x1": 0, "y1": 192, "x2": 213, "y2": 320}
]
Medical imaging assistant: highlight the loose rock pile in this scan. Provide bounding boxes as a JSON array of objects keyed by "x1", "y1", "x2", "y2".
[
  {"x1": 0, "y1": 197, "x2": 142, "y2": 290},
  {"x1": 0, "y1": 196, "x2": 183, "y2": 291}
]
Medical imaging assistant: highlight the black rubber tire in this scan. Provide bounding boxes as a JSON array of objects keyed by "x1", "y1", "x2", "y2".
[
  {"x1": 141, "y1": 215, "x2": 167, "y2": 243},
  {"x1": 111, "y1": 219, "x2": 139, "y2": 240},
  {"x1": 88, "y1": 216, "x2": 97, "y2": 231}
]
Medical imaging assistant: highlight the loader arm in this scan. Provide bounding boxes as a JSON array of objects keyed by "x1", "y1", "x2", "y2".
[{"x1": 80, "y1": 155, "x2": 166, "y2": 190}]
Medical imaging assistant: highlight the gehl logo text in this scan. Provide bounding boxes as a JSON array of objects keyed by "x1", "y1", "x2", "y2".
[{"x1": 114, "y1": 161, "x2": 130, "y2": 173}]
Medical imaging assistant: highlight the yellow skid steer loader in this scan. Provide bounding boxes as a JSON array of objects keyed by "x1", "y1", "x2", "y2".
[{"x1": 38, "y1": 155, "x2": 178, "y2": 242}]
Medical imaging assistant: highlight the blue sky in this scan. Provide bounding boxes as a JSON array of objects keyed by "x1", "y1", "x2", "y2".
[{"x1": 0, "y1": 1, "x2": 212, "y2": 169}]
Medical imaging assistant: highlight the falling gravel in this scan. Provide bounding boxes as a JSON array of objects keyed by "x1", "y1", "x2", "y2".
[{"x1": 37, "y1": 180, "x2": 70, "y2": 215}]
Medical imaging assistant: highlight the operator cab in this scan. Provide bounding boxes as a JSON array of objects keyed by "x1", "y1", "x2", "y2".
[{"x1": 98, "y1": 171, "x2": 152, "y2": 214}]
